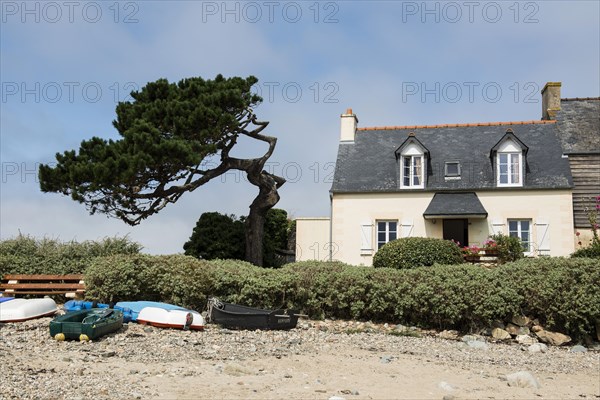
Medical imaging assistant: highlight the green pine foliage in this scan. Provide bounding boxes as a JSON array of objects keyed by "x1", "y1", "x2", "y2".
[
  {"x1": 39, "y1": 75, "x2": 262, "y2": 223},
  {"x1": 372, "y1": 237, "x2": 463, "y2": 269}
]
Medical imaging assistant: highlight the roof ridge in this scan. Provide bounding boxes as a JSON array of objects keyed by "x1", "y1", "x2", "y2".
[
  {"x1": 560, "y1": 97, "x2": 600, "y2": 101},
  {"x1": 357, "y1": 120, "x2": 556, "y2": 131}
]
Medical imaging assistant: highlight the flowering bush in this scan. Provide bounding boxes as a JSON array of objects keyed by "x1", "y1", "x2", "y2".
[
  {"x1": 588, "y1": 195, "x2": 600, "y2": 244},
  {"x1": 461, "y1": 245, "x2": 480, "y2": 256},
  {"x1": 483, "y1": 238, "x2": 498, "y2": 249}
]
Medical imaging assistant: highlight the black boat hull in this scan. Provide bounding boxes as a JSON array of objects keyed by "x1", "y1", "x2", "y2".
[{"x1": 209, "y1": 300, "x2": 299, "y2": 330}]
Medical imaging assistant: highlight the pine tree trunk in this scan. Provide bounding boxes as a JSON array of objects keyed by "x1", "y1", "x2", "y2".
[{"x1": 245, "y1": 171, "x2": 281, "y2": 266}]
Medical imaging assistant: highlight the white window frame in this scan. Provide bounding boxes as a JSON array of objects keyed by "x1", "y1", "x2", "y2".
[
  {"x1": 401, "y1": 155, "x2": 424, "y2": 188},
  {"x1": 399, "y1": 141, "x2": 426, "y2": 189},
  {"x1": 508, "y1": 219, "x2": 532, "y2": 254},
  {"x1": 497, "y1": 152, "x2": 522, "y2": 186},
  {"x1": 496, "y1": 140, "x2": 523, "y2": 187},
  {"x1": 377, "y1": 220, "x2": 398, "y2": 249}
]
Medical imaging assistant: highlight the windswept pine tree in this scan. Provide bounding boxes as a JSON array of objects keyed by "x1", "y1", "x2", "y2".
[{"x1": 39, "y1": 75, "x2": 285, "y2": 266}]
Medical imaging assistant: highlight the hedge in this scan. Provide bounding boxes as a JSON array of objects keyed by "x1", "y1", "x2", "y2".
[
  {"x1": 2, "y1": 237, "x2": 598, "y2": 341},
  {"x1": 83, "y1": 256, "x2": 599, "y2": 340},
  {"x1": 0, "y1": 235, "x2": 141, "y2": 276},
  {"x1": 373, "y1": 237, "x2": 463, "y2": 269}
]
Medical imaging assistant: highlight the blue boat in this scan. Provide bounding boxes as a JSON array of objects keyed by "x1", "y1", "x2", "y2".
[
  {"x1": 64, "y1": 300, "x2": 109, "y2": 312},
  {"x1": 0, "y1": 297, "x2": 15, "y2": 303},
  {"x1": 64, "y1": 300, "x2": 191, "y2": 323}
]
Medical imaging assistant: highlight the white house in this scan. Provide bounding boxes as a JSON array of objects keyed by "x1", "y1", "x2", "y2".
[{"x1": 296, "y1": 82, "x2": 599, "y2": 265}]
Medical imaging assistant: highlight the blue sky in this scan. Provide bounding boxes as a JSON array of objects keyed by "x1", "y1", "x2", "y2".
[{"x1": 1, "y1": 0, "x2": 599, "y2": 254}]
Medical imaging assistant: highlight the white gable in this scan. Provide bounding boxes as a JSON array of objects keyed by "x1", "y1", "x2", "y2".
[
  {"x1": 401, "y1": 142, "x2": 424, "y2": 156},
  {"x1": 498, "y1": 138, "x2": 521, "y2": 153}
]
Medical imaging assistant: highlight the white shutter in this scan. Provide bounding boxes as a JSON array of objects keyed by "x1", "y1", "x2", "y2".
[
  {"x1": 401, "y1": 219, "x2": 414, "y2": 237},
  {"x1": 360, "y1": 223, "x2": 373, "y2": 254},
  {"x1": 491, "y1": 220, "x2": 505, "y2": 235},
  {"x1": 535, "y1": 220, "x2": 550, "y2": 256}
]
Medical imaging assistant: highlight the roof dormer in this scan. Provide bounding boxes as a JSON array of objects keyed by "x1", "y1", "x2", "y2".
[
  {"x1": 491, "y1": 129, "x2": 528, "y2": 187},
  {"x1": 395, "y1": 133, "x2": 429, "y2": 189}
]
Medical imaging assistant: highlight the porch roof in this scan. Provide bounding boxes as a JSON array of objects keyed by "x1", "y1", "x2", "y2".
[{"x1": 423, "y1": 192, "x2": 488, "y2": 219}]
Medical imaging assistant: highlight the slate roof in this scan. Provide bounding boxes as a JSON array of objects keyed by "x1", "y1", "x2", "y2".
[
  {"x1": 423, "y1": 193, "x2": 488, "y2": 218},
  {"x1": 331, "y1": 121, "x2": 573, "y2": 193},
  {"x1": 554, "y1": 98, "x2": 600, "y2": 154}
]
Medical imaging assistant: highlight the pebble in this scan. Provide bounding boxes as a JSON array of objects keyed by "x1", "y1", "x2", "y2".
[
  {"x1": 570, "y1": 345, "x2": 587, "y2": 353},
  {"x1": 380, "y1": 355, "x2": 393, "y2": 364},
  {"x1": 528, "y1": 343, "x2": 548, "y2": 354},
  {"x1": 467, "y1": 340, "x2": 489, "y2": 350},
  {"x1": 506, "y1": 370, "x2": 540, "y2": 389},
  {"x1": 516, "y1": 334, "x2": 537, "y2": 345}
]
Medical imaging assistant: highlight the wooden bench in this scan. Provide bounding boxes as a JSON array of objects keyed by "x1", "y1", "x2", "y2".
[{"x1": 0, "y1": 274, "x2": 86, "y2": 298}]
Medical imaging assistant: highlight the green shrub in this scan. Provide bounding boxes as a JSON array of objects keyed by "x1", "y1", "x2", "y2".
[
  {"x1": 373, "y1": 237, "x2": 463, "y2": 269},
  {"x1": 572, "y1": 242, "x2": 600, "y2": 258},
  {"x1": 490, "y1": 233, "x2": 523, "y2": 263},
  {"x1": 0, "y1": 235, "x2": 141, "y2": 276},
  {"x1": 498, "y1": 257, "x2": 600, "y2": 338}
]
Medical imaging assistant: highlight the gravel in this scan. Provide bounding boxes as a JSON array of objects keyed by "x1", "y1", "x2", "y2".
[{"x1": 1, "y1": 316, "x2": 598, "y2": 399}]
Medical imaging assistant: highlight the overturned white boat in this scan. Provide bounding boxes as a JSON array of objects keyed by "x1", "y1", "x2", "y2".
[
  {"x1": 0, "y1": 298, "x2": 58, "y2": 322},
  {"x1": 137, "y1": 307, "x2": 204, "y2": 330}
]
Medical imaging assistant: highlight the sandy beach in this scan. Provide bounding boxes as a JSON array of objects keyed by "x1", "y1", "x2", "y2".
[{"x1": 1, "y1": 316, "x2": 599, "y2": 399}]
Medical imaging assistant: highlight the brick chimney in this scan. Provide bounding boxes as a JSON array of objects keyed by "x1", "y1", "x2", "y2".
[
  {"x1": 340, "y1": 108, "x2": 358, "y2": 142},
  {"x1": 541, "y1": 82, "x2": 562, "y2": 120}
]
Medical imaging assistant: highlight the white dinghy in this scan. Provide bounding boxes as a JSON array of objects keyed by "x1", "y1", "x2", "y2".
[
  {"x1": 137, "y1": 307, "x2": 204, "y2": 330},
  {"x1": 0, "y1": 298, "x2": 58, "y2": 322}
]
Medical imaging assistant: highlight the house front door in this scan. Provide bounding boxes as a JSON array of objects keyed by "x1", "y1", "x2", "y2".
[{"x1": 443, "y1": 219, "x2": 468, "y2": 247}]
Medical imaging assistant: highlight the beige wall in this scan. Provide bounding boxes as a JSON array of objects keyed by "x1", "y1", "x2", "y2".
[
  {"x1": 330, "y1": 190, "x2": 574, "y2": 266},
  {"x1": 574, "y1": 228, "x2": 597, "y2": 249},
  {"x1": 295, "y1": 218, "x2": 331, "y2": 262}
]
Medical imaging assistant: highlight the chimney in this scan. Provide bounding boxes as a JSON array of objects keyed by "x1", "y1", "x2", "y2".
[
  {"x1": 340, "y1": 108, "x2": 358, "y2": 142},
  {"x1": 541, "y1": 82, "x2": 562, "y2": 120}
]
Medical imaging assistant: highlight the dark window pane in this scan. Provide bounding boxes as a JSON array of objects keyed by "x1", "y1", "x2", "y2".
[
  {"x1": 389, "y1": 232, "x2": 397, "y2": 241},
  {"x1": 446, "y1": 162, "x2": 459, "y2": 176}
]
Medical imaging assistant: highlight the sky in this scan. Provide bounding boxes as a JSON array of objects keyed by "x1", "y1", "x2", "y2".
[{"x1": 1, "y1": 0, "x2": 599, "y2": 254}]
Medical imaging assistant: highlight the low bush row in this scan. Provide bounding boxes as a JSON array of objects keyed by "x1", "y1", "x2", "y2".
[
  {"x1": 0, "y1": 235, "x2": 141, "y2": 276},
  {"x1": 2, "y1": 236, "x2": 598, "y2": 341},
  {"x1": 83, "y1": 256, "x2": 599, "y2": 341}
]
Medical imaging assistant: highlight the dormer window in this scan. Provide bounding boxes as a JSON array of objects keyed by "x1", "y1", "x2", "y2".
[
  {"x1": 402, "y1": 154, "x2": 424, "y2": 188},
  {"x1": 491, "y1": 130, "x2": 528, "y2": 188},
  {"x1": 498, "y1": 151, "x2": 521, "y2": 185},
  {"x1": 395, "y1": 133, "x2": 428, "y2": 189}
]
